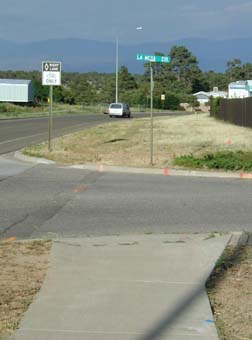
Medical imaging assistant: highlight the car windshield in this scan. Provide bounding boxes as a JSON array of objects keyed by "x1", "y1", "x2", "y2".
[{"x1": 110, "y1": 104, "x2": 122, "y2": 109}]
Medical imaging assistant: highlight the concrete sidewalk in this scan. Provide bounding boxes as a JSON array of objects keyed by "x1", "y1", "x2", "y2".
[{"x1": 12, "y1": 234, "x2": 231, "y2": 340}]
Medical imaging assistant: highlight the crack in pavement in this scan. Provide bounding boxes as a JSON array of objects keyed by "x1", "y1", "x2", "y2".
[
  {"x1": 0, "y1": 196, "x2": 70, "y2": 239},
  {"x1": 0, "y1": 214, "x2": 29, "y2": 237}
]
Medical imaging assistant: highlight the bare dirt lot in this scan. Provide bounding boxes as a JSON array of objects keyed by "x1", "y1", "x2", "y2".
[
  {"x1": 0, "y1": 240, "x2": 51, "y2": 340},
  {"x1": 207, "y1": 245, "x2": 252, "y2": 340}
]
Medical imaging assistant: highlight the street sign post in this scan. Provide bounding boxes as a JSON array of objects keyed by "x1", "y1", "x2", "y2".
[
  {"x1": 137, "y1": 53, "x2": 171, "y2": 165},
  {"x1": 42, "y1": 61, "x2": 61, "y2": 86},
  {"x1": 42, "y1": 61, "x2": 62, "y2": 151}
]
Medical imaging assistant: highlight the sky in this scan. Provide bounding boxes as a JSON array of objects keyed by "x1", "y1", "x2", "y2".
[{"x1": 1, "y1": 0, "x2": 252, "y2": 43}]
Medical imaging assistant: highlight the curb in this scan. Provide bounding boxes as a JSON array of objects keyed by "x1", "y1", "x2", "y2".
[
  {"x1": 70, "y1": 164, "x2": 251, "y2": 180},
  {"x1": 228, "y1": 231, "x2": 252, "y2": 246},
  {"x1": 13, "y1": 152, "x2": 252, "y2": 180},
  {"x1": 14, "y1": 151, "x2": 55, "y2": 165},
  {"x1": 2, "y1": 232, "x2": 251, "y2": 245}
]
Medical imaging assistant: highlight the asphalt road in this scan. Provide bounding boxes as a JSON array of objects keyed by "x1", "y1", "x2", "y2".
[
  {"x1": 0, "y1": 114, "x2": 108, "y2": 154},
  {"x1": 1, "y1": 156, "x2": 251, "y2": 239},
  {"x1": 0, "y1": 112, "x2": 186, "y2": 154}
]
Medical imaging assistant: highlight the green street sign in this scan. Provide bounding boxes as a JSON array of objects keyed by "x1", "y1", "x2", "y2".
[{"x1": 136, "y1": 54, "x2": 171, "y2": 63}]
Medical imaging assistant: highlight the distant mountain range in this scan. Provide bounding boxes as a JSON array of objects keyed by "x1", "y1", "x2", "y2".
[{"x1": 0, "y1": 38, "x2": 252, "y2": 74}]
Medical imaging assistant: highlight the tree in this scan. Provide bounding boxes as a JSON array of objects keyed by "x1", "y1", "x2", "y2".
[
  {"x1": 118, "y1": 66, "x2": 137, "y2": 94},
  {"x1": 227, "y1": 59, "x2": 242, "y2": 69},
  {"x1": 98, "y1": 77, "x2": 115, "y2": 103},
  {"x1": 169, "y1": 46, "x2": 208, "y2": 93},
  {"x1": 242, "y1": 63, "x2": 252, "y2": 80},
  {"x1": 141, "y1": 46, "x2": 208, "y2": 97},
  {"x1": 205, "y1": 71, "x2": 228, "y2": 91},
  {"x1": 226, "y1": 59, "x2": 244, "y2": 81},
  {"x1": 72, "y1": 80, "x2": 98, "y2": 104},
  {"x1": 33, "y1": 80, "x2": 49, "y2": 103},
  {"x1": 169, "y1": 46, "x2": 198, "y2": 80}
]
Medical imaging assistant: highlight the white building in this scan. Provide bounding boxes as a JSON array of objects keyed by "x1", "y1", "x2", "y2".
[
  {"x1": 193, "y1": 87, "x2": 227, "y2": 104},
  {"x1": 0, "y1": 79, "x2": 34, "y2": 103},
  {"x1": 228, "y1": 81, "x2": 249, "y2": 98}
]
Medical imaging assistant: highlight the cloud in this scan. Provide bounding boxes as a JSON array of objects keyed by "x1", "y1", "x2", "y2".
[
  {"x1": 1, "y1": 0, "x2": 252, "y2": 43},
  {"x1": 224, "y1": 1, "x2": 252, "y2": 13}
]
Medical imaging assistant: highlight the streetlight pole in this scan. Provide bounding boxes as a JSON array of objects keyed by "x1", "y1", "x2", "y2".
[
  {"x1": 115, "y1": 36, "x2": 119, "y2": 103},
  {"x1": 115, "y1": 28, "x2": 142, "y2": 104}
]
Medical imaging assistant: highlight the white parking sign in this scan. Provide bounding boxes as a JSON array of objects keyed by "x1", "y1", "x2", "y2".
[{"x1": 42, "y1": 61, "x2": 61, "y2": 86}]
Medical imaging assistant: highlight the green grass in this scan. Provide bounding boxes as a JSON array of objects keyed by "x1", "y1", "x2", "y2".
[
  {"x1": 0, "y1": 103, "x2": 105, "y2": 119},
  {"x1": 0, "y1": 102, "x2": 184, "y2": 120},
  {"x1": 174, "y1": 151, "x2": 252, "y2": 172}
]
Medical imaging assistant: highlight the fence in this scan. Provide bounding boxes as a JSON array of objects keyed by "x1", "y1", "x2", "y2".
[{"x1": 211, "y1": 97, "x2": 252, "y2": 128}]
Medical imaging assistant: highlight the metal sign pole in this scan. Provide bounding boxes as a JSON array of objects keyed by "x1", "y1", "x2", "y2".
[
  {"x1": 42, "y1": 61, "x2": 61, "y2": 152},
  {"x1": 48, "y1": 85, "x2": 53, "y2": 151},
  {"x1": 150, "y1": 63, "x2": 154, "y2": 165},
  {"x1": 136, "y1": 54, "x2": 171, "y2": 165}
]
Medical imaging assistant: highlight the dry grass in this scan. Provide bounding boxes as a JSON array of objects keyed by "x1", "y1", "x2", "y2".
[
  {"x1": 207, "y1": 245, "x2": 252, "y2": 340},
  {"x1": 0, "y1": 240, "x2": 51, "y2": 340},
  {"x1": 24, "y1": 113, "x2": 252, "y2": 168}
]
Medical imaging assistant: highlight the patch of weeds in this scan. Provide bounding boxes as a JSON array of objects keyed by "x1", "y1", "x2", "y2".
[
  {"x1": 207, "y1": 245, "x2": 252, "y2": 340},
  {"x1": 204, "y1": 232, "x2": 216, "y2": 240},
  {"x1": 0, "y1": 241, "x2": 51, "y2": 340},
  {"x1": 211, "y1": 246, "x2": 243, "y2": 275},
  {"x1": 23, "y1": 144, "x2": 45, "y2": 158},
  {"x1": 174, "y1": 150, "x2": 252, "y2": 172}
]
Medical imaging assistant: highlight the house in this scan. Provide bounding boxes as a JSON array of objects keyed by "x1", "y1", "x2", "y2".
[
  {"x1": 228, "y1": 81, "x2": 250, "y2": 98},
  {"x1": 193, "y1": 87, "x2": 227, "y2": 104},
  {"x1": 0, "y1": 79, "x2": 34, "y2": 103},
  {"x1": 245, "y1": 80, "x2": 252, "y2": 94}
]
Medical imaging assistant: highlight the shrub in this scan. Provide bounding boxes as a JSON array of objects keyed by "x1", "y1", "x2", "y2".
[
  {"x1": 153, "y1": 93, "x2": 180, "y2": 110},
  {"x1": 210, "y1": 97, "x2": 221, "y2": 118},
  {"x1": 174, "y1": 151, "x2": 252, "y2": 172},
  {"x1": 0, "y1": 103, "x2": 7, "y2": 112}
]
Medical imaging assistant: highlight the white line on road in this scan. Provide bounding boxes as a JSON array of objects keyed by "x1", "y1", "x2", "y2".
[
  {"x1": 0, "y1": 120, "x2": 106, "y2": 147},
  {"x1": 0, "y1": 132, "x2": 47, "y2": 145}
]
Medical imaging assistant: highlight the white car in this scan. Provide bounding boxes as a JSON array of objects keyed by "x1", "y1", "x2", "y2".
[{"x1": 108, "y1": 103, "x2": 131, "y2": 118}]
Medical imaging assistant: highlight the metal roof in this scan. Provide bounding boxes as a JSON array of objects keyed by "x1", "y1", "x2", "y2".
[
  {"x1": 194, "y1": 91, "x2": 227, "y2": 97},
  {"x1": 0, "y1": 79, "x2": 32, "y2": 85},
  {"x1": 209, "y1": 91, "x2": 227, "y2": 97},
  {"x1": 229, "y1": 81, "x2": 247, "y2": 88}
]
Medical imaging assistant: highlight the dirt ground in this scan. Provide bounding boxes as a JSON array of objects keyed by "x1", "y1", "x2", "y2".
[
  {"x1": 0, "y1": 240, "x2": 51, "y2": 340},
  {"x1": 207, "y1": 245, "x2": 252, "y2": 340},
  {"x1": 23, "y1": 113, "x2": 252, "y2": 168}
]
